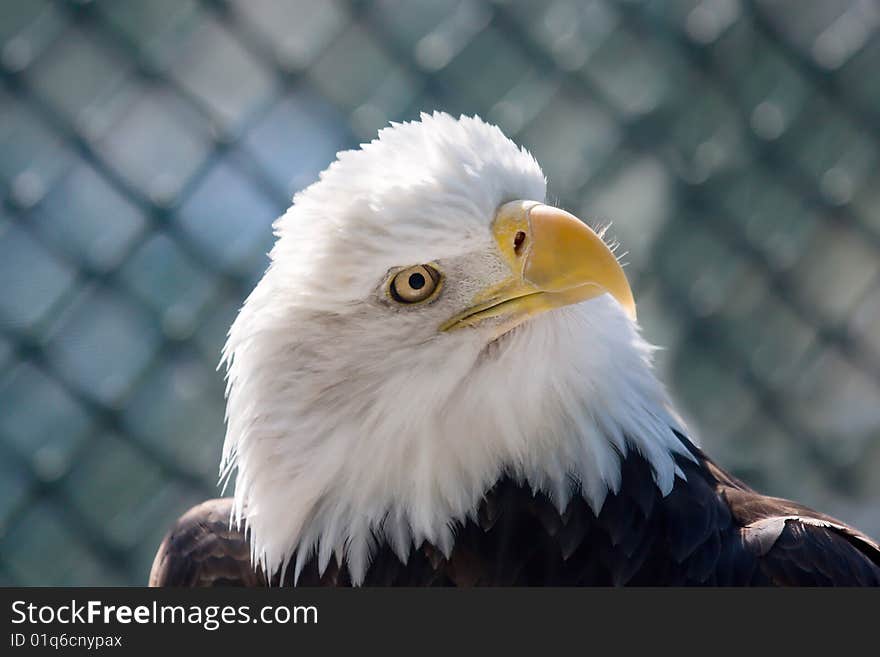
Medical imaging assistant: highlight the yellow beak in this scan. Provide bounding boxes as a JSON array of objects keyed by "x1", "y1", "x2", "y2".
[{"x1": 440, "y1": 200, "x2": 635, "y2": 334}]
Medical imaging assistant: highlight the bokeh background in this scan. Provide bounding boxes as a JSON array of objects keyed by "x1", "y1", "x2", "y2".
[{"x1": 1, "y1": 0, "x2": 879, "y2": 586}]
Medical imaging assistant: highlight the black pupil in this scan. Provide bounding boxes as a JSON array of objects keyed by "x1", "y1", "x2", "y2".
[{"x1": 408, "y1": 272, "x2": 426, "y2": 290}]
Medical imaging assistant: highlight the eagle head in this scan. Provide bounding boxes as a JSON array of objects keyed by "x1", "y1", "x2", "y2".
[{"x1": 221, "y1": 112, "x2": 689, "y2": 584}]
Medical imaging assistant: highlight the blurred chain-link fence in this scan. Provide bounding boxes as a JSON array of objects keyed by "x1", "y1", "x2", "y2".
[{"x1": 1, "y1": 0, "x2": 879, "y2": 585}]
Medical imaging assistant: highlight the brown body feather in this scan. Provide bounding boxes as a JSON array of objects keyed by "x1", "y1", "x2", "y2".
[{"x1": 150, "y1": 437, "x2": 880, "y2": 587}]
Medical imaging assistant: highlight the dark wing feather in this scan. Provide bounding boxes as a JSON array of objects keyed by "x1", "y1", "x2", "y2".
[
  {"x1": 678, "y1": 436, "x2": 880, "y2": 586},
  {"x1": 149, "y1": 498, "x2": 266, "y2": 587},
  {"x1": 741, "y1": 515, "x2": 880, "y2": 586}
]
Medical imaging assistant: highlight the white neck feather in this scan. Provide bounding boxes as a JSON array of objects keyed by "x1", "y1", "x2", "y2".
[{"x1": 221, "y1": 290, "x2": 692, "y2": 585}]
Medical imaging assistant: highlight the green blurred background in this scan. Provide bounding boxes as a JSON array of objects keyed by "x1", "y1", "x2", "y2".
[{"x1": 1, "y1": 0, "x2": 879, "y2": 585}]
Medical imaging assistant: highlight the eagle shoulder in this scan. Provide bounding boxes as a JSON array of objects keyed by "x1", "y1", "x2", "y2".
[
  {"x1": 740, "y1": 513, "x2": 880, "y2": 586},
  {"x1": 149, "y1": 498, "x2": 265, "y2": 587},
  {"x1": 719, "y1": 486, "x2": 880, "y2": 586}
]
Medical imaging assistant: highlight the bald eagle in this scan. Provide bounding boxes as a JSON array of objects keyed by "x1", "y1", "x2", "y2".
[{"x1": 150, "y1": 113, "x2": 880, "y2": 587}]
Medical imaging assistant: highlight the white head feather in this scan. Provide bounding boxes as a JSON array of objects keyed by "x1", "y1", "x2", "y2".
[{"x1": 220, "y1": 112, "x2": 690, "y2": 584}]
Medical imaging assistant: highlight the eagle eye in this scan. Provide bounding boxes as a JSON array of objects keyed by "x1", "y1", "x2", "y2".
[{"x1": 389, "y1": 265, "x2": 441, "y2": 304}]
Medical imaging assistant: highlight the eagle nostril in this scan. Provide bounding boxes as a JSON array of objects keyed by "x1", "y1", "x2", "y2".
[{"x1": 513, "y1": 231, "x2": 527, "y2": 255}]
